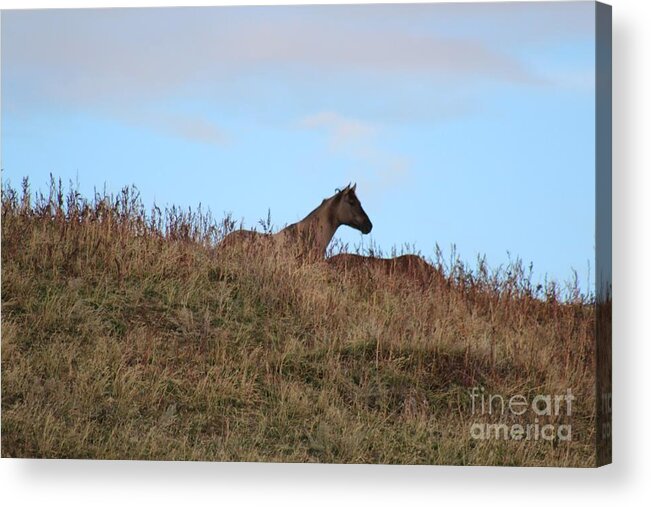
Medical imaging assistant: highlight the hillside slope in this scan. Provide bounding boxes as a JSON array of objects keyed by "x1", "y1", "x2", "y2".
[{"x1": 1, "y1": 181, "x2": 596, "y2": 465}]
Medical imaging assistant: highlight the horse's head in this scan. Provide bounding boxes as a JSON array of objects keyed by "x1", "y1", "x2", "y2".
[{"x1": 333, "y1": 183, "x2": 373, "y2": 234}]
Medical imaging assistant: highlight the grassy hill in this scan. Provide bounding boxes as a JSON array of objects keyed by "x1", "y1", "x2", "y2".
[{"x1": 1, "y1": 178, "x2": 596, "y2": 465}]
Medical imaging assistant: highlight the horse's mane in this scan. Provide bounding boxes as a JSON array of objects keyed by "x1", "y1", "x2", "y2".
[{"x1": 300, "y1": 184, "x2": 351, "y2": 222}]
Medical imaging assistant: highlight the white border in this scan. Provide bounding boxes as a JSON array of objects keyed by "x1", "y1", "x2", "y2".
[{"x1": 1, "y1": 0, "x2": 649, "y2": 505}]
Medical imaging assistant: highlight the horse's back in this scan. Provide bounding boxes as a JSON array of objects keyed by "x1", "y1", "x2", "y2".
[
  {"x1": 390, "y1": 255, "x2": 442, "y2": 284},
  {"x1": 326, "y1": 253, "x2": 370, "y2": 270},
  {"x1": 327, "y1": 253, "x2": 442, "y2": 287},
  {"x1": 216, "y1": 229, "x2": 268, "y2": 254}
]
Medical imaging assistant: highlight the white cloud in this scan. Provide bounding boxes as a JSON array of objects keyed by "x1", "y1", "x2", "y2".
[
  {"x1": 1, "y1": 5, "x2": 556, "y2": 113},
  {"x1": 300, "y1": 111, "x2": 411, "y2": 195},
  {"x1": 1, "y1": 4, "x2": 593, "y2": 145},
  {"x1": 300, "y1": 112, "x2": 376, "y2": 149},
  {"x1": 90, "y1": 106, "x2": 228, "y2": 147},
  {"x1": 123, "y1": 111, "x2": 229, "y2": 147}
]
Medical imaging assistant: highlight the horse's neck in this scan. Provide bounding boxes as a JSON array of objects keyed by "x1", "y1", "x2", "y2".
[{"x1": 295, "y1": 199, "x2": 339, "y2": 257}]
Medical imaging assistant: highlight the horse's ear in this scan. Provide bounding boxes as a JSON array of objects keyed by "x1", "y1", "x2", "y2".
[{"x1": 351, "y1": 183, "x2": 357, "y2": 192}]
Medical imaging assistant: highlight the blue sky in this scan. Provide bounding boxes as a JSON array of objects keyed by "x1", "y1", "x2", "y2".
[{"x1": 1, "y1": 2, "x2": 596, "y2": 291}]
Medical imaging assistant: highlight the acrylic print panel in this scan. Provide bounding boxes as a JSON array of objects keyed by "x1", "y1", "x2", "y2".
[{"x1": 0, "y1": 1, "x2": 611, "y2": 466}]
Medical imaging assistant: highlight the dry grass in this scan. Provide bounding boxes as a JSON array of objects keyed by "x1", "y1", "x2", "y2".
[{"x1": 1, "y1": 177, "x2": 597, "y2": 465}]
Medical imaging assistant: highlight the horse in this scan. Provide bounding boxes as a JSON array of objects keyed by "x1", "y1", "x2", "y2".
[
  {"x1": 216, "y1": 183, "x2": 372, "y2": 260},
  {"x1": 326, "y1": 253, "x2": 443, "y2": 288}
]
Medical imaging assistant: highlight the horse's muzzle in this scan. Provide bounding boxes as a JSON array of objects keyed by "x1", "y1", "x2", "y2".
[{"x1": 361, "y1": 220, "x2": 373, "y2": 234}]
